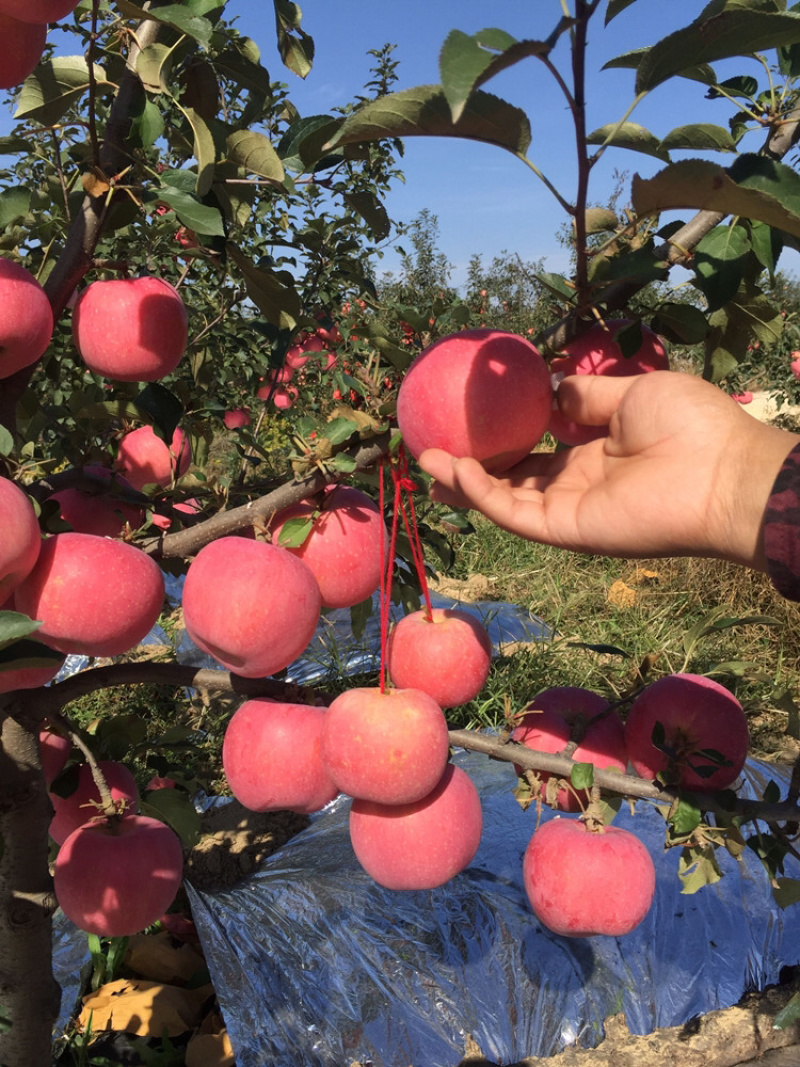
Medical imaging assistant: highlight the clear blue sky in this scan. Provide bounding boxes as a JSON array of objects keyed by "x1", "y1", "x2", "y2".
[{"x1": 3, "y1": 1, "x2": 797, "y2": 287}]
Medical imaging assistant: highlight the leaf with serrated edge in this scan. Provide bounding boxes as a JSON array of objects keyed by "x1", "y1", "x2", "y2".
[
  {"x1": 227, "y1": 243, "x2": 300, "y2": 329},
  {"x1": 587, "y1": 122, "x2": 670, "y2": 162},
  {"x1": 660, "y1": 123, "x2": 738, "y2": 153},
  {"x1": 606, "y1": 0, "x2": 638, "y2": 24},
  {"x1": 632, "y1": 157, "x2": 800, "y2": 239},
  {"x1": 227, "y1": 130, "x2": 285, "y2": 182},
  {"x1": 14, "y1": 58, "x2": 112, "y2": 123},
  {"x1": 324, "y1": 85, "x2": 531, "y2": 158}
]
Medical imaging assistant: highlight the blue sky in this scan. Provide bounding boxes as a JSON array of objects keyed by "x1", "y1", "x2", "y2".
[{"x1": 3, "y1": 1, "x2": 797, "y2": 287}]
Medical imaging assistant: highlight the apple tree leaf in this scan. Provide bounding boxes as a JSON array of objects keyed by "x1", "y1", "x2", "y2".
[
  {"x1": 273, "y1": 0, "x2": 315, "y2": 79},
  {"x1": 678, "y1": 844, "x2": 722, "y2": 894},
  {"x1": 586, "y1": 121, "x2": 670, "y2": 161},
  {"x1": 650, "y1": 302, "x2": 709, "y2": 344},
  {"x1": 14, "y1": 57, "x2": 113, "y2": 125},
  {"x1": 276, "y1": 515, "x2": 315, "y2": 548},
  {"x1": 660, "y1": 123, "x2": 738, "y2": 154},
  {"x1": 227, "y1": 130, "x2": 285, "y2": 183},
  {"x1": 606, "y1": 0, "x2": 639, "y2": 23},
  {"x1": 569, "y1": 762, "x2": 595, "y2": 791},
  {"x1": 0, "y1": 612, "x2": 42, "y2": 648},
  {"x1": 324, "y1": 85, "x2": 532, "y2": 159}
]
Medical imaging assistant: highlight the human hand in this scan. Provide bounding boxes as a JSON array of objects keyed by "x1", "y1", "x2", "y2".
[{"x1": 419, "y1": 371, "x2": 800, "y2": 571}]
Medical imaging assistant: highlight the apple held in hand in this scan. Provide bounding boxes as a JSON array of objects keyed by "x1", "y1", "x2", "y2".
[
  {"x1": 523, "y1": 817, "x2": 655, "y2": 937},
  {"x1": 349, "y1": 763, "x2": 483, "y2": 890},
  {"x1": 182, "y1": 536, "x2": 322, "y2": 678},
  {"x1": 386, "y1": 607, "x2": 492, "y2": 708},
  {"x1": 0, "y1": 477, "x2": 41, "y2": 598},
  {"x1": 272, "y1": 485, "x2": 388, "y2": 610},
  {"x1": 397, "y1": 328, "x2": 552, "y2": 473},
  {"x1": 549, "y1": 319, "x2": 669, "y2": 446},
  {"x1": 72, "y1": 275, "x2": 189, "y2": 382},
  {"x1": 54, "y1": 814, "x2": 183, "y2": 937},
  {"x1": 513, "y1": 687, "x2": 627, "y2": 812},
  {"x1": 624, "y1": 673, "x2": 748, "y2": 791},
  {"x1": 49, "y1": 759, "x2": 139, "y2": 845},
  {"x1": 115, "y1": 425, "x2": 191, "y2": 491},
  {"x1": 0, "y1": 256, "x2": 52, "y2": 376},
  {"x1": 322, "y1": 686, "x2": 450, "y2": 804},
  {"x1": 223, "y1": 698, "x2": 339, "y2": 813},
  {"x1": 14, "y1": 532, "x2": 165, "y2": 657}
]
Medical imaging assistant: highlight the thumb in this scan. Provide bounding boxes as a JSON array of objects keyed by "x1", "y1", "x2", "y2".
[{"x1": 556, "y1": 374, "x2": 639, "y2": 427}]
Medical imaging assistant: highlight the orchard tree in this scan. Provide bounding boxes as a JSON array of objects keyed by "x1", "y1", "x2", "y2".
[{"x1": 5, "y1": 2, "x2": 800, "y2": 1065}]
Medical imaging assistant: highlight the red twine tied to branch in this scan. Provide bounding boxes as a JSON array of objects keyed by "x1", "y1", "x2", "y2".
[{"x1": 378, "y1": 444, "x2": 434, "y2": 693}]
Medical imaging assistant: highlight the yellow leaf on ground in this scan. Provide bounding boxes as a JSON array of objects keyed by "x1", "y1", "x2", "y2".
[
  {"x1": 78, "y1": 977, "x2": 212, "y2": 1037},
  {"x1": 125, "y1": 930, "x2": 206, "y2": 985},
  {"x1": 608, "y1": 579, "x2": 637, "y2": 608},
  {"x1": 186, "y1": 1029, "x2": 236, "y2": 1067}
]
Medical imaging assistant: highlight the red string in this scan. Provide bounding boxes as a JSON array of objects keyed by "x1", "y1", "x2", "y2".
[{"x1": 393, "y1": 447, "x2": 433, "y2": 621}]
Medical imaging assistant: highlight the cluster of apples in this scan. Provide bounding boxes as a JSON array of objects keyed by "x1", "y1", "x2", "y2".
[{"x1": 512, "y1": 676, "x2": 749, "y2": 936}]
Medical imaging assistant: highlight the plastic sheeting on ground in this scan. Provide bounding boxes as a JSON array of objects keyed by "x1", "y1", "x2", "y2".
[{"x1": 183, "y1": 752, "x2": 800, "y2": 1067}]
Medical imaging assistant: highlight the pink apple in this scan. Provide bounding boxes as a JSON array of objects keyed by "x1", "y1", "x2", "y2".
[
  {"x1": 624, "y1": 673, "x2": 748, "y2": 791},
  {"x1": 386, "y1": 607, "x2": 492, "y2": 708},
  {"x1": 49, "y1": 759, "x2": 139, "y2": 845},
  {"x1": 222, "y1": 698, "x2": 339, "y2": 813},
  {"x1": 0, "y1": 256, "x2": 53, "y2": 376},
  {"x1": 39, "y1": 727, "x2": 70, "y2": 786},
  {"x1": 349, "y1": 763, "x2": 483, "y2": 890},
  {"x1": 53, "y1": 813, "x2": 183, "y2": 937},
  {"x1": 790, "y1": 352, "x2": 800, "y2": 381},
  {"x1": 549, "y1": 319, "x2": 669, "y2": 445},
  {"x1": 321, "y1": 686, "x2": 450, "y2": 804},
  {"x1": 0, "y1": 653, "x2": 65, "y2": 695},
  {"x1": 271, "y1": 485, "x2": 388, "y2": 609},
  {"x1": 14, "y1": 532, "x2": 165, "y2": 657},
  {"x1": 0, "y1": 477, "x2": 41, "y2": 598},
  {"x1": 181, "y1": 536, "x2": 321, "y2": 678},
  {"x1": 523, "y1": 817, "x2": 655, "y2": 937},
  {"x1": 72, "y1": 275, "x2": 188, "y2": 382},
  {"x1": 396, "y1": 328, "x2": 552, "y2": 473},
  {"x1": 0, "y1": 0, "x2": 79, "y2": 22},
  {"x1": 513, "y1": 687, "x2": 627, "y2": 811},
  {"x1": 47, "y1": 465, "x2": 143, "y2": 538},
  {"x1": 145, "y1": 775, "x2": 177, "y2": 791},
  {"x1": 224, "y1": 407, "x2": 251, "y2": 429},
  {"x1": 115, "y1": 425, "x2": 191, "y2": 491},
  {"x1": 149, "y1": 496, "x2": 201, "y2": 531},
  {"x1": 272, "y1": 385, "x2": 298, "y2": 409}
]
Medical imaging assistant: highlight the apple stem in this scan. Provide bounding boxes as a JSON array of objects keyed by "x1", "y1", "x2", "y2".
[{"x1": 65, "y1": 729, "x2": 122, "y2": 826}]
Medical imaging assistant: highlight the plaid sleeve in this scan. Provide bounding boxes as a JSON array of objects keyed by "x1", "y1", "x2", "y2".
[{"x1": 764, "y1": 442, "x2": 800, "y2": 602}]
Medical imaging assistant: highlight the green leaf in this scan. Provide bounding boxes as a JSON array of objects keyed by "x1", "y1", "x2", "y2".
[
  {"x1": 349, "y1": 596, "x2": 373, "y2": 641},
  {"x1": 114, "y1": 0, "x2": 213, "y2": 50},
  {"x1": 703, "y1": 305, "x2": 749, "y2": 381},
  {"x1": 660, "y1": 123, "x2": 738, "y2": 154},
  {"x1": 566, "y1": 641, "x2": 630, "y2": 658},
  {"x1": 128, "y1": 92, "x2": 165, "y2": 151},
  {"x1": 342, "y1": 191, "x2": 390, "y2": 242},
  {"x1": 278, "y1": 115, "x2": 343, "y2": 173},
  {"x1": 586, "y1": 121, "x2": 670, "y2": 161},
  {"x1": 323, "y1": 416, "x2": 360, "y2": 445},
  {"x1": 632, "y1": 155, "x2": 800, "y2": 240},
  {"x1": 328, "y1": 453, "x2": 357, "y2": 473},
  {"x1": 678, "y1": 844, "x2": 722, "y2": 894},
  {"x1": 636, "y1": 9, "x2": 800, "y2": 94},
  {"x1": 671, "y1": 798, "x2": 702, "y2": 835},
  {"x1": 439, "y1": 29, "x2": 551, "y2": 123},
  {"x1": 773, "y1": 989, "x2": 800, "y2": 1028},
  {"x1": 0, "y1": 612, "x2": 42, "y2": 648},
  {"x1": 534, "y1": 271, "x2": 577, "y2": 303},
  {"x1": 569, "y1": 762, "x2": 594, "y2": 791},
  {"x1": 606, "y1": 0, "x2": 639, "y2": 23},
  {"x1": 748, "y1": 219, "x2": 783, "y2": 276},
  {"x1": 0, "y1": 187, "x2": 31, "y2": 228},
  {"x1": 14, "y1": 57, "x2": 113, "y2": 124},
  {"x1": 324, "y1": 85, "x2": 531, "y2": 159},
  {"x1": 0, "y1": 424, "x2": 12, "y2": 457},
  {"x1": 773, "y1": 878, "x2": 800, "y2": 910},
  {"x1": 141, "y1": 791, "x2": 200, "y2": 849},
  {"x1": 584, "y1": 207, "x2": 619, "y2": 234},
  {"x1": 226, "y1": 130, "x2": 285, "y2": 182},
  {"x1": 135, "y1": 383, "x2": 184, "y2": 444},
  {"x1": 651, "y1": 302, "x2": 709, "y2": 344},
  {"x1": 602, "y1": 47, "x2": 716, "y2": 87},
  {"x1": 693, "y1": 224, "x2": 751, "y2": 311},
  {"x1": 226, "y1": 243, "x2": 301, "y2": 329},
  {"x1": 159, "y1": 184, "x2": 225, "y2": 237},
  {"x1": 706, "y1": 73, "x2": 759, "y2": 100},
  {"x1": 0, "y1": 135, "x2": 31, "y2": 155},
  {"x1": 276, "y1": 515, "x2": 314, "y2": 548},
  {"x1": 273, "y1": 0, "x2": 315, "y2": 79},
  {"x1": 136, "y1": 43, "x2": 175, "y2": 94},
  {"x1": 179, "y1": 105, "x2": 216, "y2": 197}
]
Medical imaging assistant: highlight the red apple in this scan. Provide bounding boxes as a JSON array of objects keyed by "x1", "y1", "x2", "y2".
[
  {"x1": 624, "y1": 673, "x2": 749, "y2": 791},
  {"x1": 224, "y1": 407, "x2": 251, "y2": 429},
  {"x1": 272, "y1": 385, "x2": 298, "y2": 409},
  {"x1": 549, "y1": 319, "x2": 669, "y2": 445},
  {"x1": 115, "y1": 425, "x2": 191, "y2": 491},
  {"x1": 513, "y1": 687, "x2": 627, "y2": 811},
  {"x1": 47, "y1": 465, "x2": 143, "y2": 538},
  {"x1": 149, "y1": 496, "x2": 201, "y2": 531},
  {"x1": 222, "y1": 698, "x2": 339, "y2": 813},
  {"x1": 0, "y1": 654, "x2": 65, "y2": 695},
  {"x1": 49, "y1": 759, "x2": 139, "y2": 845},
  {"x1": 523, "y1": 817, "x2": 655, "y2": 937},
  {"x1": 14, "y1": 532, "x2": 165, "y2": 657},
  {"x1": 396, "y1": 328, "x2": 552, "y2": 473},
  {"x1": 145, "y1": 775, "x2": 177, "y2": 791},
  {"x1": 182, "y1": 536, "x2": 321, "y2": 678},
  {"x1": 271, "y1": 485, "x2": 388, "y2": 610},
  {"x1": 386, "y1": 607, "x2": 492, "y2": 708},
  {"x1": 39, "y1": 727, "x2": 70, "y2": 786},
  {"x1": 0, "y1": 477, "x2": 41, "y2": 598},
  {"x1": 72, "y1": 275, "x2": 188, "y2": 382},
  {"x1": 0, "y1": 256, "x2": 53, "y2": 376},
  {"x1": 0, "y1": 0, "x2": 79, "y2": 22},
  {"x1": 53, "y1": 813, "x2": 183, "y2": 937},
  {"x1": 349, "y1": 763, "x2": 483, "y2": 890},
  {"x1": 321, "y1": 686, "x2": 450, "y2": 804}
]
